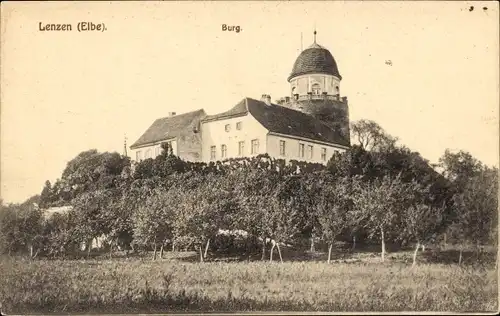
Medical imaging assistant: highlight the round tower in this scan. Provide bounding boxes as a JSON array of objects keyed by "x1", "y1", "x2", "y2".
[{"x1": 279, "y1": 31, "x2": 350, "y2": 145}]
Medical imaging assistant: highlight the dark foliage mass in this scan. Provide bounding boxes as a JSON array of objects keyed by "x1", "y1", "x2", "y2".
[{"x1": 1, "y1": 122, "x2": 497, "y2": 265}]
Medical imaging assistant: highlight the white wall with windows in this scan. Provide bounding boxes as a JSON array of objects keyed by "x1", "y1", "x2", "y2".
[
  {"x1": 267, "y1": 134, "x2": 346, "y2": 164},
  {"x1": 289, "y1": 74, "x2": 340, "y2": 97},
  {"x1": 130, "y1": 139, "x2": 177, "y2": 163},
  {"x1": 201, "y1": 114, "x2": 268, "y2": 162}
]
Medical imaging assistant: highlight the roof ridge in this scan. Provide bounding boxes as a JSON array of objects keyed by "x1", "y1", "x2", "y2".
[{"x1": 155, "y1": 108, "x2": 205, "y2": 121}]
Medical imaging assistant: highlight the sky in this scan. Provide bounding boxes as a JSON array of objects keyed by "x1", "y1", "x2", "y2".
[{"x1": 1, "y1": 1, "x2": 499, "y2": 204}]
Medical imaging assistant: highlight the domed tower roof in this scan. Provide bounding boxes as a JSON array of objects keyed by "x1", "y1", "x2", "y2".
[{"x1": 288, "y1": 37, "x2": 342, "y2": 82}]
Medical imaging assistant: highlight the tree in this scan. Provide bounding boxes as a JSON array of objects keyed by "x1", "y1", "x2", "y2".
[
  {"x1": 132, "y1": 188, "x2": 176, "y2": 260},
  {"x1": 398, "y1": 182, "x2": 444, "y2": 266},
  {"x1": 351, "y1": 174, "x2": 412, "y2": 262},
  {"x1": 315, "y1": 175, "x2": 352, "y2": 263},
  {"x1": 350, "y1": 119, "x2": 398, "y2": 151}
]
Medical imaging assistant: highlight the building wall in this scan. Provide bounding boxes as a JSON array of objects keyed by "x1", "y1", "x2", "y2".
[
  {"x1": 290, "y1": 74, "x2": 341, "y2": 97},
  {"x1": 200, "y1": 114, "x2": 268, "y2": 162},
  {"x1": 130, "y1": 139, "x2": 177, "y2": 163},
  {"x1": 267, "y1": 134, "x2": 347, "y2": 165}
]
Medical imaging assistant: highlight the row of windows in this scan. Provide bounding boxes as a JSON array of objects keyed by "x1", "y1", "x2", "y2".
[
  {"x1": 209, "y1": 140, "x2": 328, "y2": 161},
  {"x1": 281, "y1": 140, "x2": 327, "y2": 161},
  {"x1": 225, "y1": 121, "x2": 242, "y2": 132},
  {"x1": 210, "y1": 139, "x2": 259, "y2": 160},
  {"x1": 291, "y1": 84, "x2": 340, "y2": 96}
]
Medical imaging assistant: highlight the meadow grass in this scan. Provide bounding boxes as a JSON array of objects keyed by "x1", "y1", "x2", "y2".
[{"x1": 0, "y1": 252, "x2": 497, "y2": 314}]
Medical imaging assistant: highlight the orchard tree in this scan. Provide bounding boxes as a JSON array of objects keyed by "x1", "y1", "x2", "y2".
[
  {"x1": 315, "y1": 175, "x2": 352, "y2": 263},
  {"x1": 351, "y1": 174, "x2": 412, "y2": 262}
]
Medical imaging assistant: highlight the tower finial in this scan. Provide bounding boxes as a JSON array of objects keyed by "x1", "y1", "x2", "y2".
[{"x1": 313, "y1": 24, "x2": 317, "y2": 43}]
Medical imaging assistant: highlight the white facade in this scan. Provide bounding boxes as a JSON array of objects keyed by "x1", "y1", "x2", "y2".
[
  {"x1": 267, "y1": 133, "x2": 346, "y2": 164},
  {"x1": 201, "y1": 114, "x2": 268, "y2": 162},
  {"x1": 201, "y1": 113, "x2": 347, "y2": 164},
  {"x1": 290, "y1": 74, "x2": 341, "y2": 97},
  {"x1": 130, "y1": 139, "x2": 177, "y2": 163}
]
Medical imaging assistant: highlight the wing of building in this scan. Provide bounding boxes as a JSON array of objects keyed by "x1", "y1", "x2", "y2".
[{"x1": 129, "y1": 32, "x2": 351, "y2": 165}]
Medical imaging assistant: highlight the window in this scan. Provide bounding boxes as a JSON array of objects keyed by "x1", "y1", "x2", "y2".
[
  {"x1": 251, "y1": 139, "x2": 259, "y2": 154},
  {"x1": 221, "y1": 144, "x2": 227, "y2": 158},
  {"x1": 279, "y1": 140, "x2": 286, "y2": 156},
  {"x1": 307, "y1": 145, "x2": 313, "y2": 159},
  {"x1": 238, "y1": 141, "x2": 245, "y2": 156},
  {"x1": 225, "y1": 124, "x2": 231, "y2": 132},
  {"x1": 321, "y1": 148, "x2": 327, "y2": 161},
  {"x1": 210, "y1": 146, "x2": 216, "y2": 160},
  {"x1": 145, "y1": 149, "x2": 152, "y2": 159},
  {"x1": 236, "y1": 122, "x2": 242, "y2": 130},
  {"x1": 155, "y1": 146, "x2": 160, "y2": 157},
  {"x1": 312, "y1": 83, "x2": 321, "y2": 95},
  {"x1": 136, "y1": 151, "x2": 142, "y2": 161},
  {"x1": 298, "y1": 143, "x2": 305, "y2": 158}
]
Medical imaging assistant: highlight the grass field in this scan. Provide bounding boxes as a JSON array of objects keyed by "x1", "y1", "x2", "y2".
[{"x1": 0, "y1": 248, "x2": 497, "y2": 314}]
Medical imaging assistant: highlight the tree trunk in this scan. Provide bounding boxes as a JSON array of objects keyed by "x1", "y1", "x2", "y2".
[
  {"x1": 458, "y1": 247, "x2": 463, "y2": 265},
  {"x1": 421, "y1": 244, "x2": 425, "y2": 252},
  {"x1": 352, "y1": 236, "x2": 356, "y2": 251},
  {"x1": 160, "y1": 244, "x2": 164, "y2": 259},
  {"x1": 87, "y1": 239, "x2": 92, "y2": 258},
  {"x1": 29, "y1": 244, "x2": 34, "y2": 259},
  {"x1": 380, "y1": 227, "x2": 386, "y2": 262},
  {"x1": 276, "y1": 243, "x2": 283, "y2": 263},
  {"x1": 443, "y1": 233, "x2": 447, "y2": 250},
  {"x1": 328, "y1": 243, "x2": 333, "y2": 264},
  {"x1": 153, "y1": 243, "x2": 157, "y2": 261},
  {"x1": 412, "y1": 242, "x2": 420, "y2": 267},
  {"x1": 261, "y1": 239, "x2": 266, "y2": 261},
  {"x1": 310, "y1": 233, "x2": 315, "y2": 252},
  {"x1": 204, "y1": 239, "x2": 210, "y2": 259},
  {"x1": 109, "y1": 241, "x2": 113, "y2": 259},
  {"x1": 269, "y1": 241, "x2": 275, "y2": 262},
  {"x1": 199, "y1": 246, "x2": 204, "y2": 263},
  {"x1": 33, "y1": 248, "x2": 40, "y2": 259},
  {"x1": 172, "y1": 241, "x2": 175, "y2": 252}
]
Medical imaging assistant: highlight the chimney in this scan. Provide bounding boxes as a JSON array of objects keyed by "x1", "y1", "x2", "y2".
[
  {"x1": 266, "y1": 95, "x2": 272, "y2": 106},
  {"x1": 168, "y1": 112, "x2": 177, "y2": 116},
  {"x1": 285, "y1": 96, "x2": 290, "y2": 103},
  {"x1": 261, "y1": 94, "x2": 268, "y2": 102}
]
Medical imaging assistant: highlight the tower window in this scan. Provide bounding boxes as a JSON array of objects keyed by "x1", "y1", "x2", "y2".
[
  {"x1": 236, "y1": 122, "x2": 242, "y2": 130},
  {"x1": 291, "y1": 86, "x2": 296, "y2": 96},
  {"x1": 225, "y1": 124, "x2": 231, "y2": 132},
  {"x1": 312, "y1": 83, "x2": 321, "y2": 95},
  {"x1": 336, "y1": 86, "x2": 339, "y2": 93}
]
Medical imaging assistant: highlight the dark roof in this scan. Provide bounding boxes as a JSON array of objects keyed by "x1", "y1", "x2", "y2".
[
  {"x1": 130, "y1": 109, "x2": 206, "y2": 149},
  {"x1": 203, "y1": 98, "x2": 349, "y2": 147},
  {"x1": 288, "y1": 42, "x2": 341, "y2": 81}
]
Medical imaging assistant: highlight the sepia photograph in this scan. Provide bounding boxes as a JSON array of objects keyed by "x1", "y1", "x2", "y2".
[{"x1": 0, "y1": 1, "x2": 498, "y2": 314}]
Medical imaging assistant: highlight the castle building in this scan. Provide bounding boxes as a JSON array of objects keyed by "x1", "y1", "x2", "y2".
[{"x1": 130, "y1": 32, "x2": 350, "y2": 164}]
